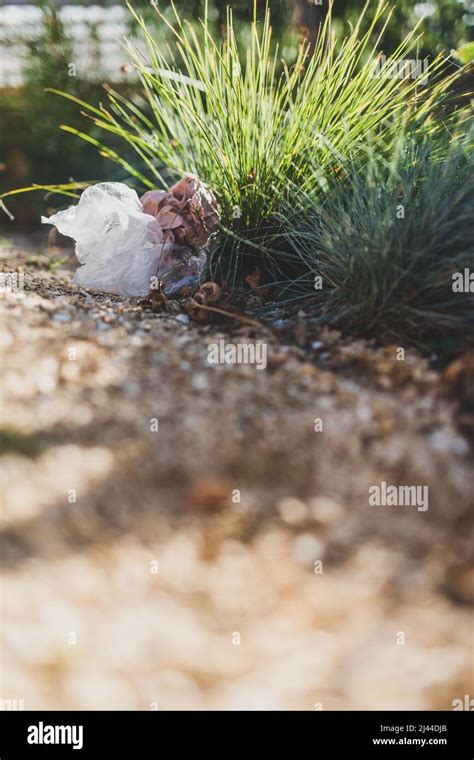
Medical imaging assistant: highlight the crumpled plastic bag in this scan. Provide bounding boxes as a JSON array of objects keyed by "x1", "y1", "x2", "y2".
[{"x1": 42, "y1": 181, "x2": 211, "y2": 297}]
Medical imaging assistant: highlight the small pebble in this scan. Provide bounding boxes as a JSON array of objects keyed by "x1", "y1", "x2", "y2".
[
  {"x1": 52, "y1": 312, "x2": 72, "y2": 323},
  {"x1": 277, "y1": 497, "x2": 308, "y2": 525},
  {"x1": 293, "y1": 534, "x2": 324, "y2": 567},
  {"x1": 309, "y1": 497, "x2": 344, "y2": 527},
  {"x1": 430, "y1": 430, "x2": 469, "y2": 456}
]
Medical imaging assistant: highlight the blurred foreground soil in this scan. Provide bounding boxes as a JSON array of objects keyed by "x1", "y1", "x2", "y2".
[{"x1": 1, "y1": 239, "x2": 473, "y2": 710}]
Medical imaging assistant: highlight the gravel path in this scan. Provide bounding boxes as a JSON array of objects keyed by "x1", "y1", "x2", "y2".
[{"x1": 1, "y1": 237, "x2": 472, "y2": 710}]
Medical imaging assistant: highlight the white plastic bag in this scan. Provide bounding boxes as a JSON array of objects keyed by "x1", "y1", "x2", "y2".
[{"x1": 42, "y1": 183, "x2": 168, "y2": 297}]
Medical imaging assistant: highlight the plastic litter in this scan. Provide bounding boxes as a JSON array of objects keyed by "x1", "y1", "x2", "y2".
[{"x1": 42, "y1": 179, "x2": 215, "y2": 297}]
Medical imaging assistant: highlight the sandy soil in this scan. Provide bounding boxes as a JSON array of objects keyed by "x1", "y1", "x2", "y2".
[{"x1": 1, "y1": 237, "x2": 473, "y2": 710}]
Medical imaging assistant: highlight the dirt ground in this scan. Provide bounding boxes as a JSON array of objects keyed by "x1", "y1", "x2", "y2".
[{"x1": 1, "y1": 236, "x2": 473, "y2": 710}]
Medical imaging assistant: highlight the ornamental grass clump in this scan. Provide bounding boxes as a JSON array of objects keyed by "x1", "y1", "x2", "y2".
[{"x1": 277, "y1": 129, "x2": 474, "y2": 340}]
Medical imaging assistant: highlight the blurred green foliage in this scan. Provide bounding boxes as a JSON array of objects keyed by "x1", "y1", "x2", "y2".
[
  {"x1": 333, "y1": 0, "x2": 472, "y2": 57},
  {"x1": 0, "y1": 3, "x2": 140, "y2": 224}
]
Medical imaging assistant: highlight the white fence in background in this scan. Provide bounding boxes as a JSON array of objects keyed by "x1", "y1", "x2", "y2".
[{"x1": 0, "y1": 4, "x2": 136, "y2": 86}]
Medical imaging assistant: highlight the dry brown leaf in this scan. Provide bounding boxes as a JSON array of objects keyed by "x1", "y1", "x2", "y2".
[
  {"x1": 141, "y1": 175, "x2": 220, "y2": 249},
  {"x1": 245, "y1": 268, "x2": 261, "y2": 291},
  {"x1": 188, "y1": 478, "x2": 231, "y2": 513},
  {"x1": 199, "y1": 282, "x2": 222, "y2": 303}
]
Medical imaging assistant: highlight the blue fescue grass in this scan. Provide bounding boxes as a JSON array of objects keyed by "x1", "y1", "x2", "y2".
[{"x1": 273, "y1": 127, "x2": 473, "y2": 339}]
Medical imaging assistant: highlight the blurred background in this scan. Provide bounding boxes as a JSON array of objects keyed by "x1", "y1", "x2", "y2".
[{"x1": 0, "y1": 0, "x2": 472, "y2": 227}]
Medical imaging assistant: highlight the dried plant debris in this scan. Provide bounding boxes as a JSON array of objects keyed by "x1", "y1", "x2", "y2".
[
  {"x1": 140, "y1": 279, "x2": 168, "y2": 313},
  {"x1": 141, "y1": 175, "x2": 219, "y2": 249},
  {"x1": 185, "y1": 281, "x2": 246, "y2": 325},
  {"x1": 244, "y1": 267, "x2": 275, "y2": 302}
]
